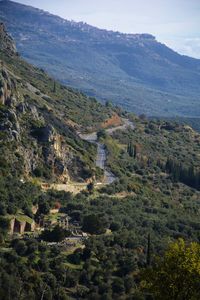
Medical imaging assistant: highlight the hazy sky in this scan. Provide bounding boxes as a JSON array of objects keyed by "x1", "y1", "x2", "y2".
[{"x1": 14, "y1": 0, "x2": 200, "y2": 58}]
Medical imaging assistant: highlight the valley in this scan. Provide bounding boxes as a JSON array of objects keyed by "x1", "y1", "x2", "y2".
[
  {"x1": 0, "y1": 5, "x2": 200, "y2": 300},
  {"x1": 1, "y1": 0, "x2": 200, "y2": 117}
]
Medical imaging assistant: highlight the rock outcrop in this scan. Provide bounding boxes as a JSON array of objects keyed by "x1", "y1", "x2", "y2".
[
  {"x1": 0, "y1": 69, "x2": 12, "y2": 105},
  {"x1": 0, "y1": 24, "x2": 100, "y2": 184},
  {"x1": 0, "y1": 63, "x2": 72, "y2": 181},
  {"x1": 0, "y1": 22, "x2": 17, "y2": 55}
]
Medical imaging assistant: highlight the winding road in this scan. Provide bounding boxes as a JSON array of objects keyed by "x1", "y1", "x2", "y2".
[
  {"x1": 44, "y1": 118, "x2": 134, "y2": 194},
  {"x1": 80, "y1": 118, "x2": 134, "y2": 184}
]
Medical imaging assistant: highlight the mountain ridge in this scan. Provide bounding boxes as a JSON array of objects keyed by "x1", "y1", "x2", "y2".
[
  {"x1": 0, "y1": 23, "x2": 116, "y2": 186},
  {"x1": 0, "y1": 0, "x2": 200, "y2": 116},
  {"x1": 1, "y1": 14, "x2": 200, "y2": 300}
]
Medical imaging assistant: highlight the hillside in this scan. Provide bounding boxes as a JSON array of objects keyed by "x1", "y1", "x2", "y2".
[
  {"x1": 162, "y1": 116, "x2": 200, "y2": 133},
  {"x1": 0, "y1": 23, "x2": 115, "y2": 190},
  {"x1": 1, "y1": 0, "x2": 200, "y2": 117},
  {"x1": 0, "y1": 13, "x2": 200, "y2": 300}
]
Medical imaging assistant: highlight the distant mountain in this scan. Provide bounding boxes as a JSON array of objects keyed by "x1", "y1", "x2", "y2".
[{"x1": 1, "y1": 0, "x2": 200, "y2": 117}]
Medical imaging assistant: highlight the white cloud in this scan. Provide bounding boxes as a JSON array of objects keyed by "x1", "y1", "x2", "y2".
[{"x1": 163, "y1": 37, "x2": 200, "y2": 59}]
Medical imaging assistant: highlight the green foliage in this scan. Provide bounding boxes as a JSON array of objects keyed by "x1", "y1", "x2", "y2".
[
  {"x1": 142, "y1": 239, "x2": 200, "y2": 300},
  {"x1": 97, "y1": 129, "x2": 107, "y2": 140},
  {"x1": 82, "y1": 214, "x2": 106, "y2": 235},
  {"x1": 163, "y1": 116, "x2": 200, "y2": 133},
  {"x1": 38, "y1": 198, "x2": 50, "y2": 215},
  {"x1": 165, "y1": 157, "x2": 200, "y2": 189},
  {"x1": 0, "y1": 216, "x2": 10, "y2": 234},
  {"x1": 0, "y1": 176, "x2": 41, "y2": 216},
  {"x1": 0, "y1": 14, "x2": 200, "y2": 300},
  {"x1": 87, "y1": 182, "x2": 94, "y2": 194},
  {"x1": 52, "y1": 80, "x2": 56, "y2": 93},
  {"x1": 127, "y1": 140, "x2": 135, "y2": 157},
  {"x1": 40, "y1": 225, "x2": 66, "y2": 242}
]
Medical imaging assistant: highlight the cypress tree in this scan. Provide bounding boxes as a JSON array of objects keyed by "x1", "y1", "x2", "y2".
[
  {"x1": 134, "y1": 144, "x2": 137, "y2": 159},
  {"x1": 127, "y1": 140, "x2": 134, "y2": 157},
  {"x1": 127, "y1": 141, "x2": 130, "y2": 155},
  {"x1": 147, "y1": 233, "x2": 151, "y2": 266},
  {"x1": 53, "y1": 81, "x2": 56, "y2": 93}
]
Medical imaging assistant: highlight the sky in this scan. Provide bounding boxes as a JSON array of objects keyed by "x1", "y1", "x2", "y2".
[{"x1": 14, "y1": 0, "x2": 200, "y2": 59}]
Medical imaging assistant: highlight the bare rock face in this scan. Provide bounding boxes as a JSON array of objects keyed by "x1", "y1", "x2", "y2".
[
  {"x1": 0, "y1": 68, "x2": 19, "y2": 108},
  {"x1": 23, "y1": 147, "x2": 39, "y2": 175},
  {"x1": 0, "y1": 22, "x2": 17, "y2": 55},
  {"x1": 0, "y1": 65, "x2": 71, "y2": 182},
  {"x1": 16, "y1": 102, "x2": 26, "y2": 114},
  {"x1": 0, "y1": 69, "x2": 12, "y2": 105},
  {"x1": 0, "y1": 23, "x2": 87, "y2": 183}
]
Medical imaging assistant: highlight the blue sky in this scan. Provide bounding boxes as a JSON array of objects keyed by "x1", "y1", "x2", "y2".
[{"x1": 14, "y1": 0, "x2": 200, "y2": 58}]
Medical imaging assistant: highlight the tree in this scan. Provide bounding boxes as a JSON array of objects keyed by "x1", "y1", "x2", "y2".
[
  {"x1": 52, "y1": 81, "x2": 56, "y2": 93},
  {"x1": 0, "y1": 216, "x2": 10, "y2": 234},
  {"x1": 127, "y1": 140, "x2": 134, "y2": 157},
  {"x1": 7, "y1": 203, "x2": 17, "y2": 215},
  {"x1": 14, "y1": 240, "x2": 27, "y2": 256},
  {"x1": 87, "y1": 182, "x2": 94, "y2": 194},
  {"x1": 142, "y1": 239, "x2": 200, "y2": 300},
  {"x1": 40, "y1": 225, "x2": 66, "y2": 242},
  {"x1": 97, "y1": 129, "x2": 106, "y2": 140},
  {"x1": 112, "y1": 277, "x2": 125, "y2": 294},
  {"x1": 105, "y1": 100, "x2": 112, "y2": 108},
  {"x1": 0, "y1": 203, "x2": 7, "y2": 216},
  {"x1": 38, "y1": 200, "x2": 50, "y2": 215},
  {"x1": 146, "y1": 233, "x2": 151, "y2": 266},
  {"x1": 82, "y1": 214, "x2": 106, "y2": 235}
]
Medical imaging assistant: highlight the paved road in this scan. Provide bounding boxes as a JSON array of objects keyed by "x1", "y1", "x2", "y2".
[
  {"x1": 43, "y1": 118, "x2": 134, "y2": 194},
  {"x1": 80, "y1": 132, "x2": 115, "y2": 184},
  {"x1": 80, "y1": 118, "x2": 134, "y2": 184}
]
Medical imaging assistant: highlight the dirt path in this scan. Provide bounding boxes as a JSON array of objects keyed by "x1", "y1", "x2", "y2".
[{"x1": 105, "y1": 118, "x2": 135, "y2": 134}]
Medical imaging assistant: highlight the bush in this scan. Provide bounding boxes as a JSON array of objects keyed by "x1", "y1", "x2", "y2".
[
  {"x1": 82, "y1": 214, "x2": 106, "y2": 235},
  {"x1": 40, "y1": 225, "x2": 66, "y2": 242}
]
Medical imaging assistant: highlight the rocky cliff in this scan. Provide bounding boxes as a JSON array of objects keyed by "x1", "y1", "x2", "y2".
[
  {"x1": 0, "y1": 64, "x2": 71, "y2": 182},
  {"x1": 0, "y1": 22, "x2": 16, "y2": 55},
  {"x1": 0, "y1": 24, "x2": 112, "y2": 183}
]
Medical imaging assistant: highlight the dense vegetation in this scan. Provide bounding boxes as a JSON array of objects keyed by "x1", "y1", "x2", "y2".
[
  {"x1": 162, "y1": 116, "x2": 200, "y2": 133},
  {"x1": 0, "y1": 22, "x2": 200, "y2": 300},
  {"x1": 1, "y1": 184, "x2": 200, "y2": 299},
  {"x1": 142, "y1": 239, "x2": 200, "y2": 299},
  {"x1": 0, "y1": 33, "x2": 113, "y2": 223},
  {"x1": 1, "y1": 119, "x2": 200, "y2": 299}
]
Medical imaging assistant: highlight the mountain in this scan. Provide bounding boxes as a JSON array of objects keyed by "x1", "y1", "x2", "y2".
[
  {"x1": 1, "y1": 1, "x2": 200, "y2": 117},
  {"x1": 0, "y1": 22, "x2": 114, "y2": 186},
  {"x1": 1, "y1": 19, "x2": 200, "y2": 300}
]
